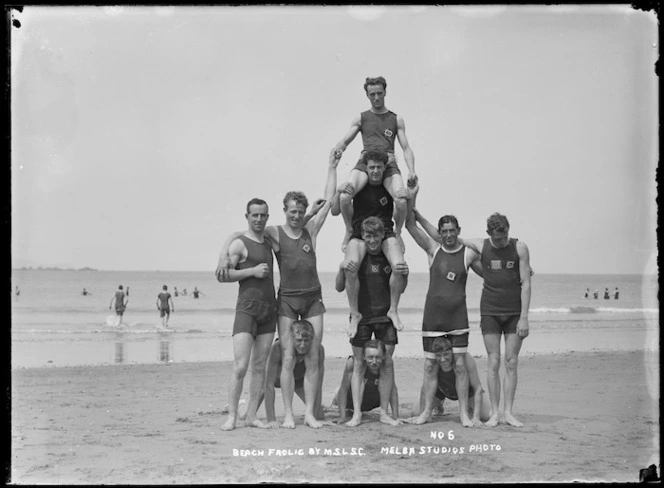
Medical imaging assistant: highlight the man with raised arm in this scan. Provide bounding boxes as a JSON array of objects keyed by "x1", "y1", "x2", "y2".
[
  {"x1": 416, "y1": 211, "x2": 532, "y2": 427},
  {"x1": 332, "y1": 150, "x2": 408, "y2": 337},
  {"x1": 404, "y1": 184, "x2": 482, "y2": 426},
  {"x1": 331, "y1": 76, "x2": 416, "y2": 250},
  {"x1": 331, "y1": 339, "x2": 400, "y2": 425},
  {"x1": 335, "y1": 217, "x2": 407, "y2": 426},
  {"x1": 216, "y1": 152, "x2": 341, "y2": 429},
  {"x1": 216, "y1": 198, "x2": 278, "y2": 431}
]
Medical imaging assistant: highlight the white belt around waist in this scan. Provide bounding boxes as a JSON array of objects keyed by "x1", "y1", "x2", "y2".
[{"x1": 421, "y1": 328, "x2": 470, "y2": 337}]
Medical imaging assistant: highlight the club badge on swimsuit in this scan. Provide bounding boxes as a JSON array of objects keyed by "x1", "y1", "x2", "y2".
[
  {"x1": 384, "y1": 265, "x2": 392, "y2": 274},
  {"x1": 302, "y1": 244, "x2": 311, "y2": 253},
  {"x1": 491, "y1": 260, "x2": 502, "y2": 270},
  {"x1": 506, "y1": 261, "x2": 515, "y2": 269},
  {"x1": 384, "y1": 129, "x2": 394, "y2": 138},
  {"x1": 446, "y1": 271, "x2": 456, "y2": 282},
  {"x1": 370, "y1": 264, "x2": 380, "y2": 273},
  {"x1": 379, "y1": 196, "x2": 389, "y2": 206}
]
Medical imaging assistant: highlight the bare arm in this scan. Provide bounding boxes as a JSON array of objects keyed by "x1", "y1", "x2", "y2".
[
  {"x1": 405, "y1": 189, "x2": 438, "y2": 255},
  {"x1": 470, "y1": 257, "x2": 484, "y2": 278},
  {"x1": 264, "y1": 344, "x2": 281, "y2": 422},
  {"x1": 221, "y1": 239, "x2": 269, "y2": 283},
  {"x1": 332, "y1": 115, "x2": 361, "y2": 154},
  {"x1": 466, "y1": 248, "x2": 484, "y2": 278},
  {"x1": 457, "y1": 237, "x2": 483, "y2": 256},
  {"x1": 109, "y1": 296, "x2": 115, "y2": 309},
  {"x1": 516, "y1": 241, "x2": 532, "y2": 338},
  {"x1": 308, "y1": 151, "x2": 342, "y2": 239},
  {"x1": 413, "y1": 207, "x2": 443, "y2": 245},
  {"x1": 396, "y1": 115, "x2": 416, "y2": 181},
  {"x1": 215, "y1": 231, "x2": 245, "y2": 281}
]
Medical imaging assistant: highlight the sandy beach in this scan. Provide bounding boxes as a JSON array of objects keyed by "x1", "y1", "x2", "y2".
[{"x1": 11, "y1": 349, "x2": 659, "y2": 484}]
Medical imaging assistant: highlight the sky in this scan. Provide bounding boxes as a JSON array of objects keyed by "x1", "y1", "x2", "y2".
[{"x1": 10, "y1": 5, "x2": 658, "y2": 274}]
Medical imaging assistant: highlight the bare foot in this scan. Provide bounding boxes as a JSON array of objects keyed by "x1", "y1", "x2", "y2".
[
  {"x1": 470, "y1": 418, "x2": 483, "y2": 427},
  {"x1": 345, "y1": 414, "x2": 362, "y2": 427},
  {"x1": 246, "y1": 418, "x2": 271, "y2": 429},
  {"x1": 265, "y1": 421, "x2": 280, "y2": 429},
  {"x1": 335, "y1": 416, "x2": 348, "y2": 425},
  {"x1": 485, "y1": 413, "x2": 500, "y2": 427},
  {"x1": 403, "y1": 412, "x2": 430, "y2": 425},
  {"x1": 341, "y1": 229, "x2": 352, "y2": 253},
  {"x1": 281, "y1": 413, "x2": 296, "y2": 429},
  {"x1": 386, "y1": 309, "x2": 404, "y2": 331},
  {"x1": 380, "y1": 412, "x2": 402, "y2": 426},
  {"x1": 503, "y1": 413, "x2": 524, "y2": 427},
  {"x1": 304, "y1": 414, "x2": 324, "y2": 429},
  {"x1": 347, "y1": 312, "x2": 362, "y2": 338},
  {"x1": 220, "y1": 416, "x2": 237, "y2": 431},
  {"x1": 431, "y1": 406, "x2": 444, "y2": 417},
  {"x1": 459, "y1": 413, "x2": 474, "y2": 428}
]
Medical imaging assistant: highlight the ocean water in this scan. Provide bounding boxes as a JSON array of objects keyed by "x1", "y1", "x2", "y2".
[{"x1": 11, "y1": 270, "x2": 659, "y2": 368}]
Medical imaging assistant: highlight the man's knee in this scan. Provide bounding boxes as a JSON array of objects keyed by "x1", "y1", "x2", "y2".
[
  {"x1": 504, "y1": 354, "x2": 519, "y2": 372},
  {"x1": 423, "y1": 358, "x2": 437, "y2": 376},
  {"x1": 352, "y1": 359, "x2": 366, "y2": 374},
  {"x1": 233, "y1": 360, "x2": 250, "y2": 379},
  {"x1": 340, "y1": 191, "x2": 353, "y2": 205},
  {"x1": 487, "y1": 353, "x2": 501, "y2": 372},
  {"x1": 282, "y1": 351, "x2": 296, "y2": 370},
  {"x1": 453, "y1": 357, "x2": 468, "y2": 376}
]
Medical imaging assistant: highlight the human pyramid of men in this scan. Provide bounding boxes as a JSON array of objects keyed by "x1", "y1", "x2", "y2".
[{"x1": 215, "y1": 76, "x2": 532, "y2": 431}]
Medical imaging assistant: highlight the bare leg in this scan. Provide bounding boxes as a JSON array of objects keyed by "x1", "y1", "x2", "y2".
[
  {"x1": 339, "y1": 170, "x2": 368, "y2": 251},
  {"x1": 503, "y1": 333, "x2": 524, "y2": 427},
  {"x1": 406, "y1": 358, "x2": 438, "y2": 424},
  {"x1": 221, "y1": 333, "x2": 254, "y2": 431},
  {"x1": 483, "y1": 332, "x2": 502, "y2": 427},
  {"x1": 314, "y1": 345, "x2": 326, "y2": 420},
  {"x1": 378, "y1": 345, "x2": 399, "y2": 425},
  {"x1": 303, "y1": 314, "x2": 324, "y2": 429},
  {"x1": 384, "y1": 173, "x2": 408, "y2": 251},
  {"x1": 345, "y1": 346, "x2": 366, "y2": 427},
  {"x1": 244, "y1": 332, "x2": 276, "y2": 428},
  {"x1": 453, "y1": 352, "x2": 473, "y2": 427},
  {"x1": 382, "y1": 237, "x2": 406, "y2": 331},
  {"x1": 277, "y1": 316, "x2": 297, "y2": 429},
  {"x1": 344, "y1": 239, "x2": 366, "y2": 338}
]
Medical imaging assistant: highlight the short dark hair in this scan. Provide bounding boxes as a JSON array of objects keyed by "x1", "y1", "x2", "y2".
[
  {"x1": 363, "y1": 339, "x2": 386, "y2": 356},
  {"x1": 486, "y1": 213, "x2": 510, "y2": 234},
  {"x1": 361, "y1": 216, "x2": 385, "y2": 236},
  {"x1": 162, "y1": 285, "x2": 167, "y2": 291},
  {"x1": 437, "y1": 215, "x2": 460, "y2": 231},
  {"x1": 431, "y1": 336, "x2": 452, "y2": 353},
  {"x1": 364, "y1": 76, "x2": 387, "y2": 92},
  {"x1": 290, "y1": 319, "x2": 314, "y2": 340},
  {"x1": 246, "y1": 198, "x2": 268, "y2": 214},
  {"x1": 118, "y1": 285, "x2": 123, "y2": 290},
  {"x1": 361, "y1": 150, "x2": 388, "y2": 166},
  {"x1": 283, "y1": 191, "x2": 308, "y2": 210}
]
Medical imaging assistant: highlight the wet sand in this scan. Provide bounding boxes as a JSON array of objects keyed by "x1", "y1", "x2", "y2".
[{"x1": 11, "y1": 350, "x2": 659, "y2": 484}]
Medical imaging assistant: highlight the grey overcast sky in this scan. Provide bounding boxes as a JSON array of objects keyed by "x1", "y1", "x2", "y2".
[{"x1": 11, "y1": 5, "x2": 658, "y2": 274}]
